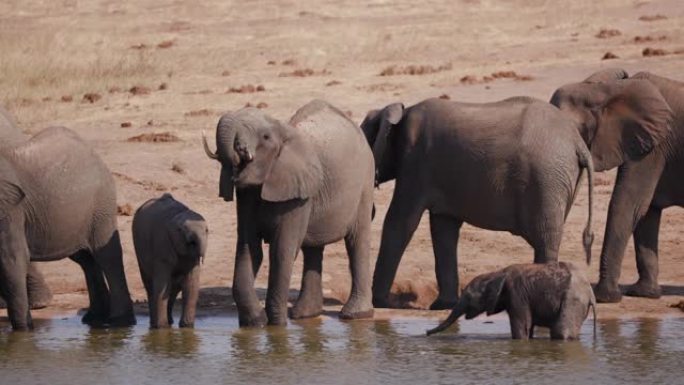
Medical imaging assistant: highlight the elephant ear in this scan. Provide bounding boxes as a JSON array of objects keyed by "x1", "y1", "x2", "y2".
[
  {"x1": 591, "y1": 80, "x2": 673, "y2": 170},
  {"x1": 0, "y1": 180, "x2": 25, "y2": 216},
  {"x1": 371, "y1": 103, "x2": 404, "y2": 164},
  {"x1": 583, "y1": 68, "x2": 629, "y2": 83},
  {"x1": 261, "y1": 132, "x2": 323, "y2": 202},
  {"x1": 483, "y1": 273, "x2": 507, "y2": 316},
  {"x1": 219, "y1": 165, "x2": 234, "y2": 202}
]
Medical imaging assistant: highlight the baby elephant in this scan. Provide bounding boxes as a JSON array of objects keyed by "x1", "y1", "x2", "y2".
[
  {"x1": 427, "y1": 262, "x2": 596, "y2": 340},
  {"x1": 133, "y1": 194, "x2": 208, "y2": 328}
]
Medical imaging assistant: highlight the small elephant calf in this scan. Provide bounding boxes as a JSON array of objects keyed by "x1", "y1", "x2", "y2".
[
  {"x1": 133, "y1": 194, "x2": 208, "y2": 328},
  {"x1": 427, "y1": 262, "x2": 596, "y2": 340}
]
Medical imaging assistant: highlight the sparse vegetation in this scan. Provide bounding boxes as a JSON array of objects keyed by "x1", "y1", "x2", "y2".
[{"x1": 379, "y1": 63, "x2": 452, "y2": 76}]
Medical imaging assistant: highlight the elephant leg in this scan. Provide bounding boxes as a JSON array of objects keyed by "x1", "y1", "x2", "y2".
[
  {"x1": 232, "y1": 190, "x2": 266, "y2": 327},
  {"x1": 0, "y1": 231, "x2": 32, "y2": 330},
  {"x1": 372, "y1": 194, "x2": 425, "y2": 308},
  {"x1": 149, "y1": 273, "x2": 172, "y2": 329},
  {"x1": 508, "y1": 311, "x2": 532, "y2": 340},
  {"x1": 26, "y1": 263, "x2": 52, "y2": 309},
  {"x1": 0, "y1": 263, "x2": 52, "y2": 310},
  {"x1": 626, "y1": 206, "x2": 662, "y2": 299},
  {"x1": 596, "y1": 160, "x2": 663, "y2": 303},
  {"x1": 179, "y1": 265, "x2": 200, "y2": 328},
  {"x1": 167, "y1": 282, "x2": 181, "y2": 326},
  {"x1": 233, "y1": 241, "x2": 267, "y2": 327},
  {"x1": 550, "y1": 300, "x2": 585, "y2": 340},
  {"x1": 429, "y1": 213, "x2": 462, "y2": 310},
  {"x1": 265, "y1": 203, "x2": 310, "y2": 326},
  {"x1": 93, "y1": 230, "x2": 136, "y2": 327},
  {"x1": 290, "y1": 246, "x2": 324, "y2": 320},
  {"x1": 340, "y1": 207, "x2": 374, "y2": 319},
  {"x1": 70, "y1": 250, "x2": 110, "y2": 326}
]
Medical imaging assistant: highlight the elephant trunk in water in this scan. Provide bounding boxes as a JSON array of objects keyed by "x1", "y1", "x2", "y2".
[{"x1": 426, "y1": 302, "x2": 466, "y2": 336}]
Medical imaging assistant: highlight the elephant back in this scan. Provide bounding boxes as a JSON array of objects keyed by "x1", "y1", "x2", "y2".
[{"x1": 288, "y1": 99, "x2": 373, "y2": 172}]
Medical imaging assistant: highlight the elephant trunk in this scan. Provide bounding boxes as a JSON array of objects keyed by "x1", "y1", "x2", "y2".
[
  {"x1": 216, "y1": 115, "x2": 243, "y2": 166},
  {"x1": 426, "y1": 302, "x2": 465, "y2": 336}
]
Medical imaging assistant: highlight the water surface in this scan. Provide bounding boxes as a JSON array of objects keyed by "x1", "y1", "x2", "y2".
[{"x1": 1, "y1": 315, "x2": 683, "y2": 385}]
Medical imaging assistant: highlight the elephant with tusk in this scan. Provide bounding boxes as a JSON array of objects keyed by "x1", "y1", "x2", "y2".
[{"x1": 203, "y1": 99, "x2": 375, "y2": 327}]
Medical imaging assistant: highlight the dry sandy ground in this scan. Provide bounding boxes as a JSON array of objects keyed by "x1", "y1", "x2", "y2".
[{"x1": 2, "y1": 0, "x2": 684, "y2": 323}]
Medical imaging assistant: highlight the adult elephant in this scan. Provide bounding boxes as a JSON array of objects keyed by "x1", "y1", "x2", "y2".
[
  {"x1": 362, "y1": 97, "x2": 594, "y2": 309},
  {"x1": 550, "y1": 68, "x2": 679, "y2": 303},
  {"x1": 0, "y1": 126, "x2": 135, "y2": 330},
  {"x1": 0, "y1": 106, "x2": 52, "y2": 310},
  {"x1": 202, "y1": 100, "x2": 375, "y2": 326}
]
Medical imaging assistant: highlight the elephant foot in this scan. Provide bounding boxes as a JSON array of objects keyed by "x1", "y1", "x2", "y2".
[
  {"x1": 289, "y1": 302, "x2": 323, "y2": 320},
  {"x1": 625, "y1": 281, "x2": 661, "y2": 299},
  {"x1": 179, "y1": 321, "x2": 194, "y2": 328},
  {"x1": 339, "y1": 308, "x2": 374, "y2": 320},
  {"x1": 372, "y1": 296, "x2": 392, "y2": 309},
  {"x1": 594, "y1": 281, "x2": 623, "y2": 303},
  {"x1": 81, "y1": 309, "x2": 109, "y2": 327},
  {"x1": 429, "y1": 297, "x2": 458, "y2": 311},
  {"x1": 107, "y1": 312, "x2": 137, "y2": 327},
  {"x1": 340, "y1": 299, "x2": 374, "y2": 319},
  {"x1": 238, "y1": 309, "x2": 267, "y2": 328}
]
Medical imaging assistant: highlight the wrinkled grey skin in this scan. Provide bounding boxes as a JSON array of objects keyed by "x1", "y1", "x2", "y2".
[
  {"x1": 426, "y1": 262, "x2": 597, "y2": 340},
  {"x1": 362, "y1": 97, "x2": 594, "y2": 310},
  {"x1": 0, "y1": 107, "x2": 52, "y2": 310},
  {"x1": 0, "y1": 126, "x2": 135, "y2": 330},
  {"x1": 203, "y1": 100, "x2": 375, "y2": 327},
  {"x1": 133, "y1": 193, "x2": 208, "y2": 329},
  {"x1": 550, "y1": 69, "x2": 681, "y2": 303}
]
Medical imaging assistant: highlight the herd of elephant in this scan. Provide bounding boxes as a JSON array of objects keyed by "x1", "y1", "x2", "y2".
[{"x1": 0, "y1": 67, "x2": 681, "y2": 340}]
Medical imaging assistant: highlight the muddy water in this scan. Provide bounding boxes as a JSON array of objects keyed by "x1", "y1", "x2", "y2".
[{"x1": 1, "y1": 315, "x2": 683, "y2": 385}]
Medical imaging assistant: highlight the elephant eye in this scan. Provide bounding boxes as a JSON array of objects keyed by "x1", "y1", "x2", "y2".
[{"x1": 263, "y1": 133, "x2": 271, "y2": 140}]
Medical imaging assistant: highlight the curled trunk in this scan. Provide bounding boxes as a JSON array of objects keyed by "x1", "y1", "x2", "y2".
[{"x1": 426, "y1": 303, "x2": 465, "y2": 336}]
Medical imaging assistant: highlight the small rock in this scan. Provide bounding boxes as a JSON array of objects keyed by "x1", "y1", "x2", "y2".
[
  {"x1": 643, "y1": 47, "x2": 669, "y2": 57},
  {"x1": 60, "y1": 95, "x2": 73, "y2": 102},
  {"x1": 158, "y1": 82, "x2": 168, "y2": 90},
  {"x1": 595, "y1": 28, "x2": 621, "y2": 39},
  {"x1": 129, "y1": 85, "x2": 151, "y2": 95},
  {"x1": 82, "y1": 93, "x2": 102, "y2": 103},
  {"x1": 120, "y1": 122, "x2": 132, "y2": 128},
  {"x1": 157, "y1": 40, "x2": 174, "y2": 49},
  {"x1": 602, "y1": 51, "x2": 619, "y2": 60},
  {"x1": 438, "y1": 94, "x2": 450, "y2": 100},
  {"x1": 117, "y1": 204, "x2": 134, "y2": 216}
]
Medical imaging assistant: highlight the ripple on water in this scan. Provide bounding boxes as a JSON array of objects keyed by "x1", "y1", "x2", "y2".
[{"x1": 1, "y1": 315, "x2": 684, "y2": 385}]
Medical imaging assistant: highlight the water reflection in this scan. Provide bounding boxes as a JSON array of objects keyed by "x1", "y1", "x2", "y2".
[
  {"x1": 141, "y1": 328, "x2": 200, "y2": 358},
  {"x1": 1, "y1": 315, "x2": 684, "y2": 385}
]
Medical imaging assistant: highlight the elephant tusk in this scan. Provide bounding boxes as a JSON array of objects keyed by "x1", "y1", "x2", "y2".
[{"x1": 201, "y1": 130, "x2": 219, "y2": 160}]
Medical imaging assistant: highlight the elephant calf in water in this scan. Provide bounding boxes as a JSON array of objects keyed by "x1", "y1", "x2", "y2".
[
  {"x1": 426, "y1": 262, "x2": 596, "y2": 340},
  {"x1": 133, "y1": 194, "x2": 208, "y2": 328},
  {"x1": 203, "y1": 99, "x2": 375, "y2": 327}
]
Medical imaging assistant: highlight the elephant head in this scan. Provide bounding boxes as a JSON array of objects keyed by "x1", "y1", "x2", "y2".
[
  {"x1": 426, "y1": 271, "x2": 507, "y2": 335},
  {"x1": 169, "y1": 211, "x2": 208, "y2": 265},
  {"x1": 203, "y1": 108, "x2": 323, "y2": 202},
  {"x1": 550, "y1": 69, "x2": 674, "y2": 171},
  {"x1": 360, "y1": 103, "x2": 404, "y2": 184}
]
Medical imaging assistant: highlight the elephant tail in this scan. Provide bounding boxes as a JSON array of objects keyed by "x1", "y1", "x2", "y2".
[
  {"x1": 578, "y1": 146, "x2": 595, "y2": 266},
  {"x1": 426, "y1": 304, "x2": 463, "y2": 336},
  {"x1": 589, "y1": 287, "x2": 597, "y2": 340}
]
